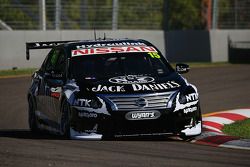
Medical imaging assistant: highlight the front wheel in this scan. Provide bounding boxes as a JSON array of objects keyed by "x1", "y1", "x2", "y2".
[{"x1": 60, "y1": 99, "x2": 71, "y2": 139}]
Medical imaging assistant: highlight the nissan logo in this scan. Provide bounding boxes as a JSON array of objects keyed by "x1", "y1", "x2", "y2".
[{"x1": 135, "y1": 97, "x2": 148, "y2": 108}]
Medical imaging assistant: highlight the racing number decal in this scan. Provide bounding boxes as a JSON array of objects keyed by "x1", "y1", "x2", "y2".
[{"x1": 148, "y1": 52, "x2": 160, "y2": 59}]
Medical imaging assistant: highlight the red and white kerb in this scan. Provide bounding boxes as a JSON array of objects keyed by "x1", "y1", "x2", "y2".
[{"x1": 71, "y1": 46, "x2": 157, "y2": 57}]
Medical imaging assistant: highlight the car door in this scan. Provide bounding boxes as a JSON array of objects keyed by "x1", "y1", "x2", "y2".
[
  {"x1": 35, "y1": 48, "x2": 57, "y2": 123},
  {"x1": 48, "y1": 48, "x2": 67, "y2": 124},
  {"x1": 36, "y1": 47, "x2": 64, "y2": 124}
]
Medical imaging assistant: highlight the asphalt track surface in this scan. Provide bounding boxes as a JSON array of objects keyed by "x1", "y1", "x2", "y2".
[{"x1": 0, "y1": 64, "x2": 250, "y2": 167}]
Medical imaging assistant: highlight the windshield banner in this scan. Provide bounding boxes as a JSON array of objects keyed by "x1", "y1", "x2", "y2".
[{"x1": 71, "y1": 46, "x2": 157, "y2": 57}]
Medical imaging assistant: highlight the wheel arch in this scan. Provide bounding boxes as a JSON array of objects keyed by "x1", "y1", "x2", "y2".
[{"x1": 27, "y1": 92, "x2": 37, "y2": 109}]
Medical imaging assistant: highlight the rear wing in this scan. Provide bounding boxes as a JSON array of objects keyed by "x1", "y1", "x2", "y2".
[{"x1": 26, "y1": 40, "x2": 78, "y2": 60}]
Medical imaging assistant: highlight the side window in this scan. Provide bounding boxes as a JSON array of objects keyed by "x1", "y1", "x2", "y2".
[
  {"x1": 54, "y1": 51, "x2": 67, "y2": 74},
  {"x1": 44, "y1": 49, "x2": 60, "y2": 72},
  {"x1": 40, "y1": 49, "x2": 52, "y2": 72}
]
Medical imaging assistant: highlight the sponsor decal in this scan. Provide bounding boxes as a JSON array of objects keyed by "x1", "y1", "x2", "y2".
[
  {"x1": 125, "y1": 111, "x2": 161, "y2": 120},
  {"x1": 50, "y1": 87, "x2": 62, "y2": 98},
  {"x1": 73, "y1": 97, "x2": 110, "y2": 115},
  {"x1": 74, "y1": 99, "x2": 91, "y2": 107},
  {"x1": 174, "y1": 93, "x2": 199, "y2": 112},
  {"x1": 34, "y1": 42, "x2": 64, "y2": 47},
  {"x1": 78, "y1": 112, "x2": 98, "y2": 118},
  {"x1": 132, "y1": 81, "x2": 180, "y2": 92},
  {"x1": 92, "y1": 85, "x2": 125, "y2": 92},
  {"x1": 76, "y1": 42, "x2": 146, "y2": 49},
  {"x1": 147, "y1": 52, "x2": 161, "y2": 59},
  {"x1": 71, "y1": 46, "x2": 157, "y2": 57},
  {"x1": 183, "y1": 106, "x2": 198, "y2": 114},
  {"x1": 91, "y1": 81, "x2": 180, "y2": 93},
  {"x1": 109, "y1": 75, "x2": 155, "y2": 84},
  {"x1": 185, "y1": 93, "x2": 198, "y2": 102}
]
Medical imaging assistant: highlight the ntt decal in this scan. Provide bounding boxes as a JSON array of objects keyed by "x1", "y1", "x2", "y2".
[{"x1": 71, "y1": 46, "x2": 157, "y2": 57}]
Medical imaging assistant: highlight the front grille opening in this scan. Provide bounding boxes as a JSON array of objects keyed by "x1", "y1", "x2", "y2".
[{"x1": 104, "y1": 92, "x2": 176, "y2": 111}]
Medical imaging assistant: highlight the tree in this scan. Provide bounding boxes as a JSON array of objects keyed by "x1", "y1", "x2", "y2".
[{"x1": 166, "y1": 0, "x2": 204, "y2": 30}]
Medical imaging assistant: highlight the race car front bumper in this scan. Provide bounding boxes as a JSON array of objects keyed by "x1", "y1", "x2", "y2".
[{"x1": 69, "y1": 105, "x2": 202, "y2": 140}]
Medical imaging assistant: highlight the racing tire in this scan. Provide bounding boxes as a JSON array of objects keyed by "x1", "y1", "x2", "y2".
[
  {"x1": 60, "y1": 99, "x2": 71, "y2": 139},
  {"x1": 28, "y1": 97, "x2": 39, "y2": 133}
]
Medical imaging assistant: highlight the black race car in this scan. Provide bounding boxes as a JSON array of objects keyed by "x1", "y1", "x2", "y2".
[{"x1": 26, "y1": 39, "x2": 202, "y2": 140}]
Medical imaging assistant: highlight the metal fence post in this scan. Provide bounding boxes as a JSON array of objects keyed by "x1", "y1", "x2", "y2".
[
  {"x1": 212, "y1": 0, "x2": 218, "y2": 29},
  {"x1": 55, "y1": 0, "x2": 61, "y2": 30},
  {"x1": 39, "y1": 0, "x2": 46, "y2": 30},
  {"x1": 112, "y1": 0, "x2": 119, "y2": 30}
]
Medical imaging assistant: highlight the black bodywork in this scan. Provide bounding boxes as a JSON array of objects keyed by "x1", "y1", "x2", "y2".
[{"x1": 27, "y1": 39, "x2": 202, "y2": 140}]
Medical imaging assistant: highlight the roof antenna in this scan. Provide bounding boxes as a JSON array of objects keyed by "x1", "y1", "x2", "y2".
[
  {"x1": 94, "y1": 28, "x2": 97, "y2": 41},
  {"x1": 103, "y1": 33, "x2": 106, "y2": 40}
]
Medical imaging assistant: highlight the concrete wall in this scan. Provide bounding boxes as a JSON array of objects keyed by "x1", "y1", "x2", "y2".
[
  {"x1": 166, "y1": 30, "x2": 211, "y2": 62},
  {"x1": 210, "y1": 30, "x2": 250, "y2": 62},
  {"x1": 166, "y1": 30, "x2": 250, "y2": 63},
  {"x1": 0, "y1": 30, "x2": 250, "y2": 70},
  {"x1": 0, "y1": 30, "x2": 165, "y2": 70}
]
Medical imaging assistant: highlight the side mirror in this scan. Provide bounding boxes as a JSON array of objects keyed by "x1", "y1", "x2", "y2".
[
  {"x1": 44, "y1": 71, "x2": 64, "y2": 86},
  {"x1": 176, "y1": 63, "x2": 190, "y2": 74}
]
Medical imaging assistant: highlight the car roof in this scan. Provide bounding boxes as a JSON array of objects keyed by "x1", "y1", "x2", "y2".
[{"x1": 64, "y1": 38, "x2": 154, "y2": 48}]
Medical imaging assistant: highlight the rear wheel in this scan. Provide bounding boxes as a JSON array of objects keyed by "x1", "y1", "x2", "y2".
[
  {"x1": 60, "y1": 99, "x2": 71, "y2": 138},
  {"x1": 28, "y1": 97, "x2": 39, "y2": 132}
]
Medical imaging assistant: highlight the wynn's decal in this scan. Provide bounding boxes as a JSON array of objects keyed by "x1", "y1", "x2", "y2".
[
  {"x1": 109, "y1": 75, "x2": 155, "y2": 84},
  {"x1": 72, "y1": 46, "x2": 157, "y2": 57},
  {"x1": 125, "y1": 111, "x2": 161, "y2": 120},
  {"x1": 76, "y1": 42, "x2": 146, "y2": 49},
  {"x1": 132, "y1": 81, "x2": 180, "y2": 92}
]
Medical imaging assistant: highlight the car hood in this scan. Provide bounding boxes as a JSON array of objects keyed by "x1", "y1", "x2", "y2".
[{"x1": 73, "y1": 72, "x2": 188, "y2": 95}]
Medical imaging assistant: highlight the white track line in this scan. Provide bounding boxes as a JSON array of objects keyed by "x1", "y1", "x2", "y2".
[
  {"x1": 221, "y1": 109, "x2": 250, "y2": 118},
  {"x1": 202, "y1": 116, "x2": 234, "y2": 125},
  {"x1": 202, "y1": 125, "x2": 222, "y2": 133}
]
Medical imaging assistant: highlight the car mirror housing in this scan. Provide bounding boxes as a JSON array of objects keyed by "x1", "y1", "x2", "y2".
[{"x1": 176, "y1": 63, "x2": 190, "y2": 74}]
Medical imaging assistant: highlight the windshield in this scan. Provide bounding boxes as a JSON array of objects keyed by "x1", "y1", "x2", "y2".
[{"x1": 70, "y1": 52, "x2": 173, "y2": 80}]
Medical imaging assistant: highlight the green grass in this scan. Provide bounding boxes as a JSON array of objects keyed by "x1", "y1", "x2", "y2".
[
  {"x1": 0, "y1": 68, "x2": 37, "y2": 77},
  {"x1": 222, "y1": 119, "x2": 250, "y2": 139}
]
